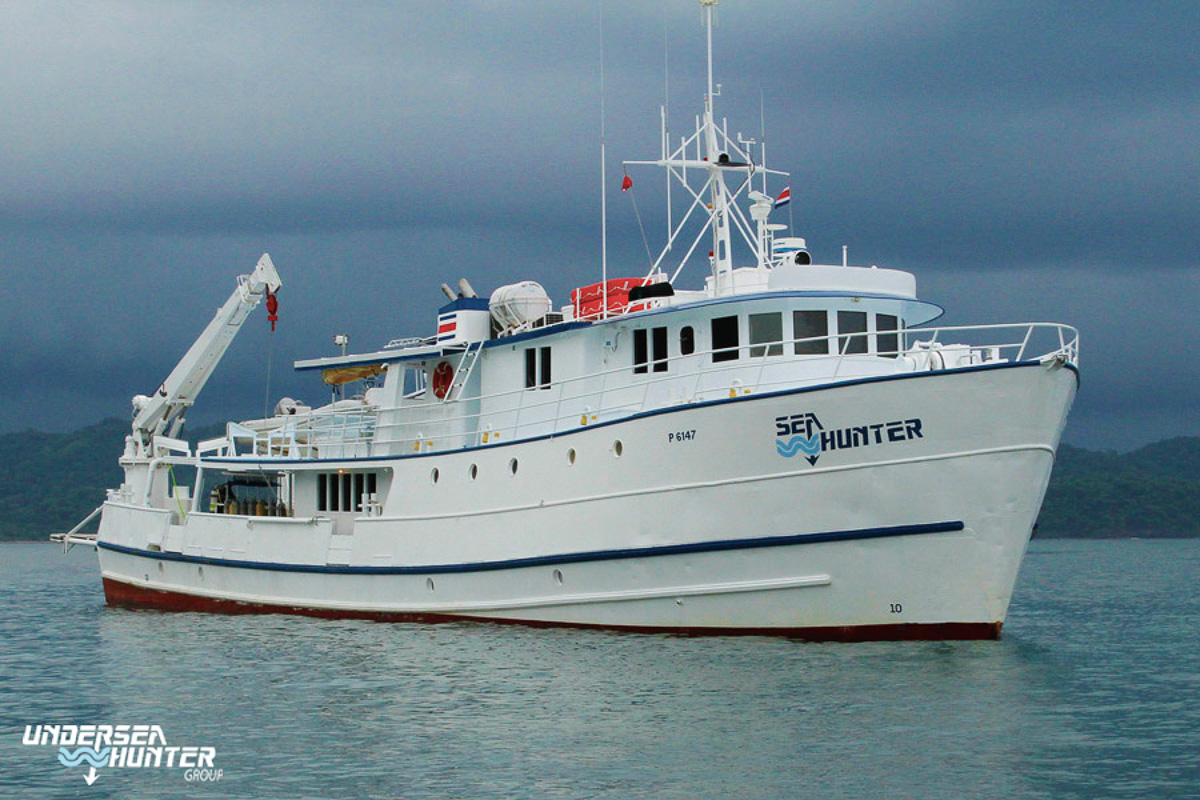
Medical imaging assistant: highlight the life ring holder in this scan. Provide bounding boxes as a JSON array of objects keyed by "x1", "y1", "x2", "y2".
[{"x1": 432, "y1": 361, "x2": 454, "y2": 400}]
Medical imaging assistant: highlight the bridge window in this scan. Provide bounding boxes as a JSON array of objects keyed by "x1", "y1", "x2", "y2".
[
  {"x1": 634, "y1": 329, "x2": 647, "y2": 374},
  {"x1": 402, "y1": 367, "x2": 426, "y2": 398},
  {"x1": 540, "y1": 346, "x2": 552, "y2": 387},
  {"x1": 526, "y1": 347, "x2": 552, "y2": 389},
  {"x1": 680, "y1": 326, "x2": 695, "y2": 355},
  {"x1": 712, "y1": 315, "x2": 739, "y2": 362},
  {"x1": 749, "y1": 312, "x2": 783, "y2": 357},
  {"x1": 652, "y1": 327, "x2": 668, "y2": 372},
  {"x1": 635, "y1": 327, "x2": 669, "y2": 373},
  {"x1": 838, "y1": 311, "x2": 868, "y2": 355},
  {"x1": 794, "y1": 310, "x2": 829, "y2": 355},
  {"x1": 877, "y1": 314, "x2": 899, "y2": 358}
]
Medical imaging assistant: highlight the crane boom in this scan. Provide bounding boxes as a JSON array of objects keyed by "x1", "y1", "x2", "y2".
[{"x1": 131, "y1": 254, "x2": 281, "y2": 447}]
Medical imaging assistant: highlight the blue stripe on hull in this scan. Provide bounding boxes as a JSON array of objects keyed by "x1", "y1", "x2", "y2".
[{"x1": 99, "y1": 520, "x2": 964, "y2": 576}]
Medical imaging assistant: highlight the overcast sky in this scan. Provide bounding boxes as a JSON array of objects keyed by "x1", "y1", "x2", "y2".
[{"x1": 1, "y1": 1, "x2": 1196, "y2": 450}]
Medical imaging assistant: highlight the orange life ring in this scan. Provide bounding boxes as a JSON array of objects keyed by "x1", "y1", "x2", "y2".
[{"x1": 432, "y1": 361, "x2": 454, "y2": 399}]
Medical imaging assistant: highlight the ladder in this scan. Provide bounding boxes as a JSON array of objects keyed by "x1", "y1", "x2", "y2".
[{"x1": 447, "y1": 340, "x2": 484, "y2": 402}]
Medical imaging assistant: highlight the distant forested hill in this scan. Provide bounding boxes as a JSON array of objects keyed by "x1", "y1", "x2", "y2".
[
  {"x1": 0, "y1": 418, "x2": 126, "y2": 542},
  {"x1": 0, "y1": 418, "x2": 220, "y2": 542},
  {"x1": 1035, "y1": 438, "x2": 1200, "y2": 538},
  {"x1": 0, "y1": 421, "x2": 1196, "y2": 540}
]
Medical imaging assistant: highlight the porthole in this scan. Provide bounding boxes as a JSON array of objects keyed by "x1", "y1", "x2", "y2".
[
  {"x1": 553, "y1": 569, "x2": 564, "y2": 586},
  {"x1": 613, "y1": 440, "x2": 624, "y2": 458},
  {"x1": 469, "y1": 463, "x2": 478, "y2": 481},
  {"x1": 567, "y1": 448, "x2": 577, "y2": 465},
  {"x1": 158, "y1": 562, "x2": 164, "y2": 573},
  {"x1": 426, "y1": 578, "x2": 435, "y2": 592},
  {"x1": 431, "y1": 467, "x2": 440, "y2": 485},
  {"x1": 509, "y1": 458, "x2": 519, "y2": 475},
  {"x1": 198, "y1": 566, "x2": 204, "y2": 578}
]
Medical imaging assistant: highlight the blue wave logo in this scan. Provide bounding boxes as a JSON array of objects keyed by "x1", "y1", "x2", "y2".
[
  {"x1": 57, "y1": 747, "x2": 110, "y2": 768},
  {"x1": 776, "y1": 434, "x2": 821, "y2": 459}
]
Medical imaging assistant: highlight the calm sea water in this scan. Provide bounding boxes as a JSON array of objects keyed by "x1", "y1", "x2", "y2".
[{"x1": 1, "y1": 539, "x2": 1198, "y2": 799}]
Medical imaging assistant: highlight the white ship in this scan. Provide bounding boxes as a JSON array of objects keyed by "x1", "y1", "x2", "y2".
[{"x1": 57, "y1": 2, "x2": 1077, "y2": 640}]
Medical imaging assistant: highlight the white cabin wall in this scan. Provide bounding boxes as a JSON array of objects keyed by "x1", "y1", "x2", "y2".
[
  {"x1": 479, "y1": 332, "x2": 588, "y2": 439},
  {"x1": 478, "y1": 345, "x2": 529, "y2": 444},
  {"x1": 352, "y1": 294, "x2": 920, "y2": 458},
  {"x1": 375, "y1": 364, "x2": 404, "y2": 406},
  {"x1": 293, "y1": 470, "x2": 318, "y2": 515}
]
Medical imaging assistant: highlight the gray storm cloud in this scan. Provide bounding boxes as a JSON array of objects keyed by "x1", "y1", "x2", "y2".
[{"x1": 0, "y1": 1, "x2": 1196, "y2": 449}]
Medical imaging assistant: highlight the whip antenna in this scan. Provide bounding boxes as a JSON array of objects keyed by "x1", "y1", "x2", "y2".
[{"x1": 598, "y1": 1, "x2": 608, "y2": 318}]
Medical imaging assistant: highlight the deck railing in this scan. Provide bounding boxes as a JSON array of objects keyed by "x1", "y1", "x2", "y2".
[{"x1": 207, "y1": 321, "x2": 1077, "y2": 461}]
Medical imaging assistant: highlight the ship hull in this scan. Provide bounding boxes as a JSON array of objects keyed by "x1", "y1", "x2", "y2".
[{"x1": 96, "y1": 361, "x2": 1076, "y2": 640}]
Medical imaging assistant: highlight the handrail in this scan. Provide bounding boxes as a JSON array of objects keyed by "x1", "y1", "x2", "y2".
[
  {"x1": 375, "y1": 320, "x2": 1075, "y2": 415},
  {"x1": 49, "y1": 504, "x2": 105, "y2": 550},
  {"x1": 367, "y1": 323, "x2": 1078, "y2": 446},
  {"x1": 202, "y1": 321, "x2": 1077, "y2": 462}
]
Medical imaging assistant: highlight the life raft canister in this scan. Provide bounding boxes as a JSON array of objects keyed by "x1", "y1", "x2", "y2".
[{"x1": 432, "y1": 361, "x2": 454, "y2": 399}]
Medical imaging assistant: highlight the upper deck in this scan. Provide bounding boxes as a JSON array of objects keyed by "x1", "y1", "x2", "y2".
[{"x1": 198, "y1": 298, "x2": 1077, "y2": 466}]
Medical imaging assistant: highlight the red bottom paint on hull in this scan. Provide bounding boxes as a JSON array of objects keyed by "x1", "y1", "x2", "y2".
[{"x1": 102, "y1": 577, "x2": 1003, "y2": 641}]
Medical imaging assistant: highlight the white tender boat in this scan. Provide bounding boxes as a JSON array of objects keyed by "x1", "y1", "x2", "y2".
[{"x1": 58, "y1": 2, "x2": 1077, "y2": 639}]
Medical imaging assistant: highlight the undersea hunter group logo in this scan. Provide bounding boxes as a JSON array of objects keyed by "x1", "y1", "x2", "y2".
[
  {"x1": 21, "y1": 724, "x2": 221, "y2": 785},
  {"x1": 775, "y1": 411, "x2": 924, "y2": 465}
]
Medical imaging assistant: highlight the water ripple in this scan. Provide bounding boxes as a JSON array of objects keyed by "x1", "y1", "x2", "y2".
[{"x1": 2, "y1": 539, "x2": 1198, "y2": 798}]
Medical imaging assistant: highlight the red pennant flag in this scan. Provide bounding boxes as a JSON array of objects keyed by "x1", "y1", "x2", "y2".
[{"x1": 621, "y1": 174, "x2": 633, "y2": 192}]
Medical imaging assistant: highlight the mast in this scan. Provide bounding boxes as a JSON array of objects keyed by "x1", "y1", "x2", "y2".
[
  {"x1": 599, "y1": 3, "x2": 609, "y2": 317},
  {"x1": 622, "y1": 0, "x2": 789, "y2": 292},
  {"x1": 701, "y1": 0, "x2": 734, "y2": 295}
]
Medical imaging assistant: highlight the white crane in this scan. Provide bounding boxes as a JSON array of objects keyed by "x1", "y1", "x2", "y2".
[{"x1": 129, "y1": 254, "x2": 281, "y2": 455}]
